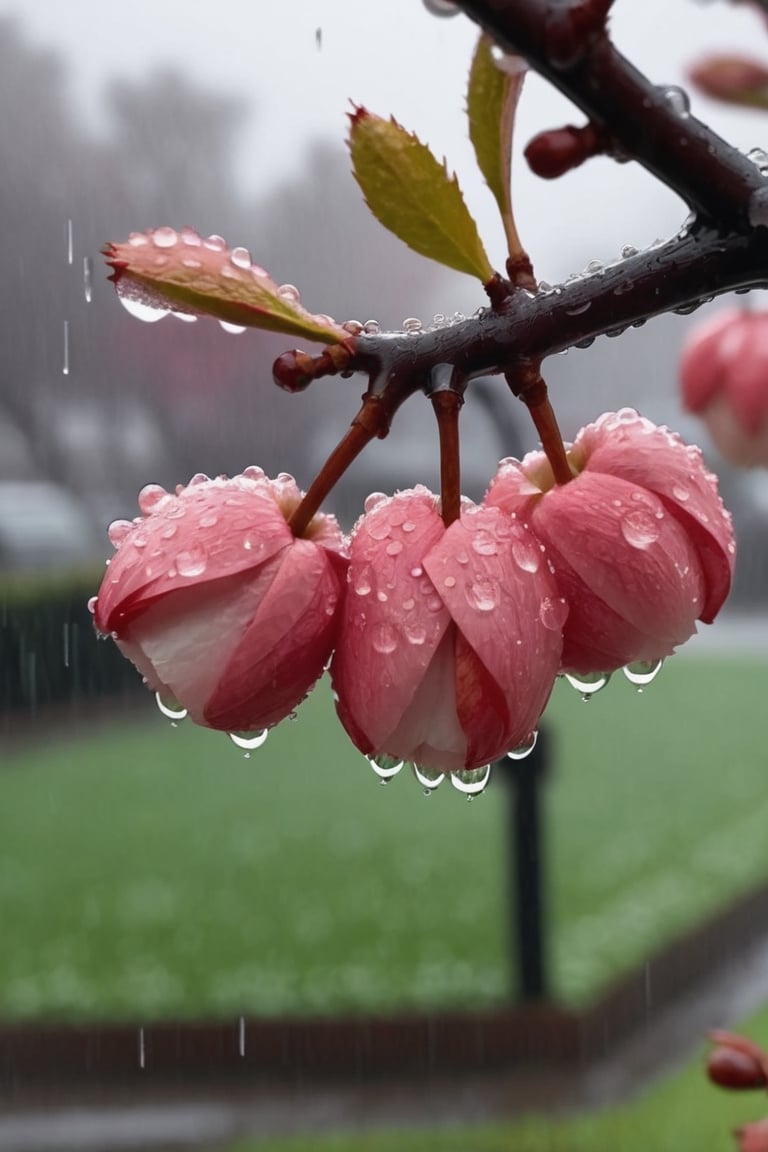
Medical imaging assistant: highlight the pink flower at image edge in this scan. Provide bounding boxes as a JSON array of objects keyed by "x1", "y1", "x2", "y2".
[{"x1": 94, "y1": 469, "x2": 347, "y2": 733}]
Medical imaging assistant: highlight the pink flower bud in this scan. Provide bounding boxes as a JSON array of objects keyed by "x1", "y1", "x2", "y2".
[
  {"x1": 331, "y1": 487, "x2": 563, "y2": 773},
  {"x1": 485, "y1": 411, "x2": 735, "y2": 675},
  {"x1": 736, "y1": 1117, "x2": 768, "y2": 1152},
  {"x1": 689, "y1": 54, "x2": 768, "y2": 107},
  {"x1": 680, "y1": 309, "x2": 768, "y2": 467},
  {"x1": 93, "y1": 469, "x2": 347, "y2": 733}
]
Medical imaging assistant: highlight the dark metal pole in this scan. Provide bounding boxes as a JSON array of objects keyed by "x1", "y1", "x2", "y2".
[{"x1": 499, "y1": 725, "x2": 551, "y2": 1002}]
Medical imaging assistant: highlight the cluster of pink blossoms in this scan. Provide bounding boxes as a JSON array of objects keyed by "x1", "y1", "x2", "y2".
[{"x1": 93, "y1": 410, "x2": 735, "y2": 784}]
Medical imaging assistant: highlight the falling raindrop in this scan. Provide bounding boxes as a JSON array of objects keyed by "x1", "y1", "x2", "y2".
[
  {"x1": 413, "y1": 763, "x2": 445, "y2": 792},
  {"x1": 507, "y1": 731, "x2": 538, "y2": 760},
  {"x1": 155, "y1": 691, "x2": 188, "y2": 723},
  {"x1": 138, "y1": 1028, "x2": 145, "y2": 1069},
  {"x1": 623, "y1": 658, "x2": 664, "y2": 688},
  {"x1": 62, "y1": 320, "x2": 70, "y2": 376},
  {"x1": 367, "y1": 754, "x2": 404, "y2": 782},
  {"x1": 229, "y1": 730, "x2": 269, "y2": 754},
  {"x1": 451, "y1": 764, "x2": 491, "y2": 796},
  {"x1": 62, "y1": 622, "x2": 70, "y2": 669},
  {"x1": 238, "y1": 1016, "x2": 246, "y2": 1057},
  {"x1": 83, "y1": 257, "x2": 93, "y2": 302},
  {"x1": 66, "y1": 217, "x2": 73, "y2": 264},
  {"x1": 564, "y1": 671, "x2": 611, "y2": 697}
]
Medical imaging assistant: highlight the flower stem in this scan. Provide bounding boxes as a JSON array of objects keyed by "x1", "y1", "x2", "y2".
[
  {"x1": 506, "y1": 364, "x2": 572, "y2": 485},
  {"x1": 431, "y1": 389, "x2": 463, "y2": 526},
  {"x1": 288, "y1": 395, "x2": 389, "y2": 536}
]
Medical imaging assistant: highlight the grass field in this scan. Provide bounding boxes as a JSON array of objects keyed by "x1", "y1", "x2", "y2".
[
  {"x1": 1, "y1": 651, "x2": 767, "y2": 1022},
  {"x1": 226, "y1": 1007, "x2": 768, "y2": 1152}
]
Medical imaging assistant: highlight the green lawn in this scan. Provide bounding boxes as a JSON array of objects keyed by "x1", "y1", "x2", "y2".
[
  {"x1": 0, "y1": 652, "x2": 767, "y2": 1022},
  {"x1": 226, "y1": 1007, "x2": 768, "y2": 1152}
]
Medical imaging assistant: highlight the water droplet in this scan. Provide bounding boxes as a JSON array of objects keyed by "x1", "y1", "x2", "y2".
[
  {"x1": 512, "y1": 540, "x2": 540, "y2": 573},
  {"x1": 404, "y1": 623, "x2": 427, "y2": 646},
  {"x1": 203, "y1": 234, "x2": 226, "y2": 251},
  {"x1": 672, "y1": 484, "x2": 689, "y2": 502},
  {"x1": 507, "y1": 731, "x2": 538, "y2": 760},
  {"x1": 363, "y1": 319, "x2": 381, "y2": 334},
  {"x1": 229, "y1": 730, "x2": 269, "y2": 752},
  {"x1": 138, "y1": 1028, "x2": 145, "y2": 1069},
  {"x1": 539, "y1": 596, "x2": 569, "y2": 631},
  {"x1": 451, "y1": 764, "x2": 491, "y2": 796},
  {"x1": 176, "y1": 548, "x2": 207, "y2": 578},
  {"x1": 152, "y1": 226, "x2": 178, "y2": 248},
  {"x1": 584, "y1": 259, "x2": 604, "y2": 274},
  {"x1": 137, "y1": 484, "x2": 169, "y2": 515},
  {"x1": 403, "y1": 317, "x2": 422, "y2": 333},
  {"x1": 660, "y1": 85, "x2": 690, "y2": 116},
  {"x1": 155, "y1": 690, "x2": 188, "y2": 722},
  {"x1": 119, "y1": 295, "x2": 169, "y2": 323},
  {"x1": 180, "y1": 227, "x2": 202, "y2": 247},
  {"x1": 443, "y1": 575, "x2": 456, "y2": 589},
  {"x1": 413, "y1": 763, "x2": 445, "y2": 790},
  {"x1": 386, "y1": 540, "x2": 403, "y2": 557},
  {"x1": 367, "y1": 754, "x2": 404, "y2": 781},
  {"x1": 564, "y1": 670, "x2": 611, "y2": 696},
  {"x1": 465, "y1": 578, "x2": 499, "y2": 613},
  {"x1": 621, "y1": 244, "x2": 639, "y2": 259},
  {"x1": 371, "y1": 623, "x2": 398, "y2": 654},
  {"x1": 83, "y1": 256, "x2": 93, "y2": 302},
  {"x1": 565, "y1": 300, "x2": 591, "y2": 317},
  {"x1": 238, "y1": 1016, "x2": 246, "y2": 1057},
  {"x1": 621, "y1": 509, "x2": 661, "y2": 549},
  {"x1": 108, "y1": 519, "x2": 134, "y2": 547},
  {"x1": 353, "y1": 567, "x2": 372, "y2": 596},
  {"x1": 277, "y1": 283, "x2": 301, "y2": 304},
  {"x1": 66, "y1": 217, "x2": 73, "y2": 264},
  {"x1": 410, "y1": 566, "x2": 423, "y2": 578},
  {"x1": 342, "y1": 319, "x2": 364, "y2": 335},
  {"x1": 230, "y1": 246, "x2": 251, "y2": 268},
  {"x1": 623, "y1": 658, "x2": 664, "y2": 687},
  {"x1": 471, "y1": 531, "x2": 497, "y2": 556},
  {"x1": 87, "y1": 595, "x2": 98, "y2": 615},
  {"x1": 219, "y1": 320, "x2": 247, "y2": 334}
]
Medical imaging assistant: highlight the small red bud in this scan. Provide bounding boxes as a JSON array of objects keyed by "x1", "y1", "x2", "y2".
[
  {"x1": 525, "y1": 125, "x2": 600, "y2": 179},
  {"x1": 689, "y1": 55, "x2": 768, "y2": 107},
  {"x1": 708, "y1": 1046, "x2": 768, "y2": 1090}
]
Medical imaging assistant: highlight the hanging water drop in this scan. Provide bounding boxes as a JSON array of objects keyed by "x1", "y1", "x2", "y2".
[
  {"x1": 367, "y1": 754, "x2": 404, "y2": 782},
  {"x1": 623, "y1": 658, "x2": 664, "y2": 688},
  {"x1": 507, "y1": 731, "x2": 538, "y2": 760},
  {"x1": 155, "y1": 691, "x2": 188, "y2": 723},
  {"x1": 229, "y1": 730, "x2": 269, "y2": 754},
  {"x1": 451, "y1": 764, "x2": 491, "y2": 796},
  {"x1": 413, "y1": 763, "x2": 445, "y2": 792},
  {"x1": 564, "y1": 670, "x2": 611, "y2": 697},
  {"x1": 119, "y1": 295, "x2": 169, "y2": 323},
  {"x1": 219, "y1": 320, "x2": 247, "y2": 335}
]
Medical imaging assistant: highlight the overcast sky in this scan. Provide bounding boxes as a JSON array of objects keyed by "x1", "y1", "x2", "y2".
[{"x1": 4, "y1": 0, "x2": 768, "y2": 283}]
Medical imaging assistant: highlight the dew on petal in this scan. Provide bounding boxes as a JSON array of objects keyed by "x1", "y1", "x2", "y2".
[
  {"x1": 410, "y1": 566, "x2": 423, "y2": 578},
  {"x1": 512, "y1": 539, "x2": 541, "y2": 573},
  {"x1": 539, "y1": 596, "x2": 569, "y2": 631},
  {"x1": 621, "y1": 509, "x2": 661, "y2": 549},
  {"x1": 404, "y1": 624, "x2": 427, "y2": 645},
  {"x1": 176, "y1": 549, "x2": 207, "y2": 578},
  {"x1": 672, "y1": 484, "x2": 689, "y2": 503},
  {"x1": 371, "y1": 623, "x2": 398, "y2": 654},
  {"x1": 152, "y1": 226, "x2": 178, "y2": 248},
  {"x1": 108, "y1": 519, "x2": 134, "y2": 548},
  {"x1": 203, "y1": 234, "x2": 226, "y2": 251},
  {"x1": 230, "y1": 246, "x2": 251, "y2": 268},
  {"x1": 471, "y1": 531, "x2": 497, "y2": 556},
  {"x1": 465, "y1": 578, "x2": 500, "y2": 613},
  {"x1": 138, "y1": 484, "x2": 170, "y2": 515},
  {"x1": 353, "y1": 567, "x2": 372, "y2": 596},
  {"x1": 386, "y1": 540, "x2": 403, "y2": 557}
]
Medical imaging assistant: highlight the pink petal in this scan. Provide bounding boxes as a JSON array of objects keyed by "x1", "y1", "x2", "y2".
[
  {"x1": 573, "y1": 411, "x2": 734, "y2": 622},
  {"x1": 680, "y1": 308, "x2": 742, "y2": 413},
  {"x1": 423, "y1": 505, "x2": 561, "y2": 755},
  {"x1": 706, "y1": 395, "x2": 768, "y2": 467},
  {"x1": 96, "y1": 478, "x2": 292, "y2": 633},
  {"x1": 205, "y1": 539, "x2": 344, "y2": 731},
  {"x1": 118, "y1": 558, "x2": 284, "y2": 724},
  {"x1": 331, "y1": 488, "x2": 450, "y2": 755},
  {"x1": 530, "y1": 471, "x2": 705, "y2": 652}
]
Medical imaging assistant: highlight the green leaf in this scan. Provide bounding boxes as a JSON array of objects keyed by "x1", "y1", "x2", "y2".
[
  {"x1": 467, "y1": 35, "x2": 526, "y2": 259},
  {"x1": 103, "y1": 228, "x2": 347, "y2": 345},
  {"x1": 348, "y1": 105, "x2": 494, "y2": 283}
]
